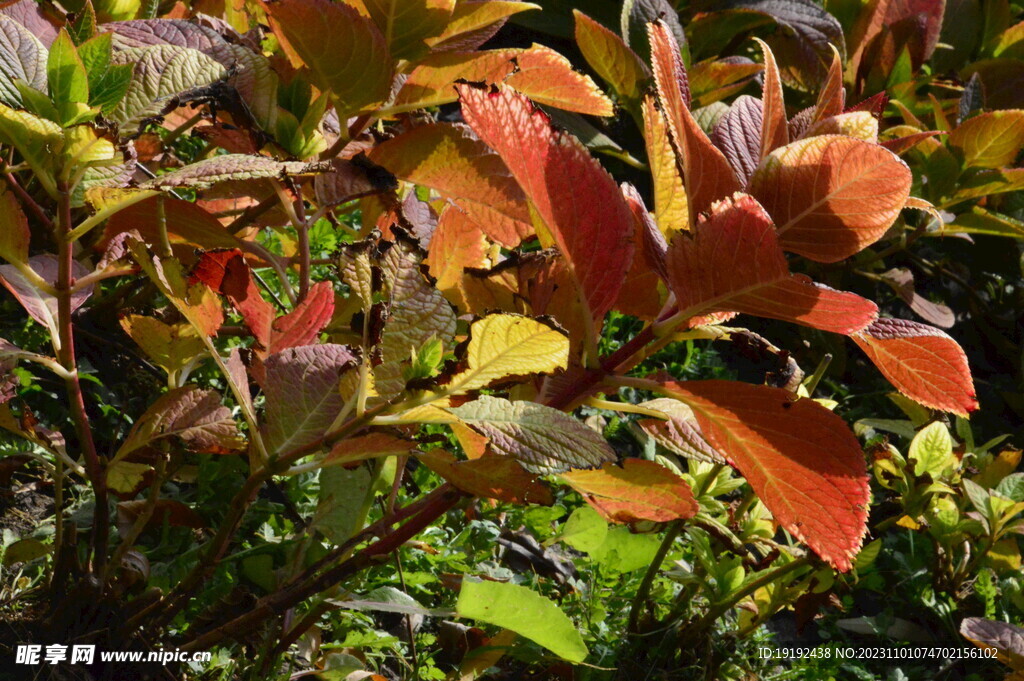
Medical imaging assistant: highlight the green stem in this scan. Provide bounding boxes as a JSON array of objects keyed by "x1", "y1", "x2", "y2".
[{"x1": 628, "y1": 520, "x2": 683, "y2": 633}]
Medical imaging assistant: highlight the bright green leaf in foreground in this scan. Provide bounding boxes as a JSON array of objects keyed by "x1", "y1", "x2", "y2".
[{"x1": 457, "y1": 579, "x2": 588, "y2": 662}]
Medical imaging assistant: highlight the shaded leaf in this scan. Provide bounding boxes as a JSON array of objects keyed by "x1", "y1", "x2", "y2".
[
  {"x1": 326, "y1": 432, "x2": 414, "y2": 465},
  {"x1": 117, "y1": 385, "x2": 244, "y2": 458},
  {"x1": 430, "y1": 1, "x2": 540, "y2": 51},
  {"x1": 755, "y1": 38, "x2": 787, "y2": 158},
  {"x1": 710, "y1": 94, "x2": 763, "y2": 184},
  {"x1": 120, "y1": 315, "x2": 206, "y2": 377},
  {"x1": 659, "y1": 380, "x2": 869, "y2": 571},
  {"x1": 447, "y1": 395, "x2": 615, "y2": 475},
  {"x1": 852, "y1": 318, "x2": 978, "y2": 417},
  {"x1": 0, "y1": 188, "x2": 29, "y2": 264},
  {"x1": 559, "y1": 459, "x2": 698, "y2": 523},
  {"x1": 665, "y1": 193, "x2": 878, "y2": 334},
  {"x1": 261, "y1": 344, "x2": 360, "y2": 455},
  {"x1": 960, "y1": 618, "x2": 1024, "y2": 670},
  {"x1": 458, "y1": 83, "x2": 633, "y2": 323},
  {"x1": 363, "y1": 0, "x2": 454, "y2": 61},
  {"x1": 748, "y1": 135, "x2": 912, "y2": 262},
  {"x1": 878, "y1": 267, "x2": 954, "y2": 328}
]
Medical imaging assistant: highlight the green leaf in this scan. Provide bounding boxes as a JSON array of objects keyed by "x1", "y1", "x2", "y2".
[
  {"x1": 557, "y1": 505, "x2": 607, "y2": 554},
  {"x1": 2, "y1": 538, "x2": 49, "y2": 565},
  {"x1": 590, "y1": 526, "x2": 661, "y2": 572},
  {"x1": 363, "y1": 0, "x2": 455, "y2": 61},
  {"x1": 456, "y1": 578, "x2": 588, "y2": 662},
  {"x1": 446, "y1": 395, "x2": 616, "y2": 475},
  {"x1": 315, "y1": 464, "x2": 375, "y2": 545},
  {"x1": 47, "y1": 29, "x2": 91, "y2": 125},
  {"x1": 68, "y1": 0, "x2": 97, "y2": 44},
  {"x1": 0, "y1": 104, "x2": 62, "y2": 196},
  {"x1": 908, "y1": 421, "x2": 956, "y2": 478}
]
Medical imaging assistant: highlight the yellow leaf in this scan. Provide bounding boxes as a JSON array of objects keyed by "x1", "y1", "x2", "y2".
[
  {"x1": 120, "y1": 315, "x2": 206, "y2": 377},
  {"x1": 448, "y1": 314, "x2": 568, "y2": 392},
  {"x1": 896, "y1": 515, "x2": 921, "y2": 530}
]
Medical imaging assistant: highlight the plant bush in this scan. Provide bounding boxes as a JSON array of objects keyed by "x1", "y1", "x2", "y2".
[{"x1": 0, "y1": 0, "x2": 1020, "y2": 680}]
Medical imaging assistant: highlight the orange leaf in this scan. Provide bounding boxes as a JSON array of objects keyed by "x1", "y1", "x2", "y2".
[
  {"x1": 102, "y1": 196, "x2": 243, "y2": 253},
  {"x1": 369, "y1": 123, "x2": 533, "y2": 247},
  {"x1": 748, "y1": 135, "x2": 912, "y2": 262},
  {"x1": 326, "y1": 432, "x2": 414, "y2": 464},
  {"x1": 426, "y1": 206, "x2": 491, "y2": 311},
  {"x1": 613, "y1": 185, "x2": 664, "y2": 320},
  {"x1": 392, "y1": 45, "x2": 613, "y2": 116},
  {"x1": 263, "y1": 0, "x2": 392, "y2": 115},
  {"x1": 648, "y1": 20, "x2": 741, "y2": 222},
  {"x1": 573, "y1": 10, "x2": 648, "y2": 101},
  {"x1": 458, "y1": 83, "x2": 634, "y2": 324},
  {"x1": 659, "y1": 380, "x2": 869, "y2": 571},
  {"x1": 559, "y1": 459, "x2": 698, "y2": 523},
  {"x1": 665, "y1": 194, "x2": 877, "y2": 335},
  {"x1": 852, "y1": 318, "x2": 978, "y2": 417},
  {"x1": 755, "y1": 38, "x2": 788, "y2": 158},
  {"x1": 812, "y1": 45, "x2": 845, "y2": 124},
  {"x1": 419, "y1": 450, "x2": 553, "y2": 505}
]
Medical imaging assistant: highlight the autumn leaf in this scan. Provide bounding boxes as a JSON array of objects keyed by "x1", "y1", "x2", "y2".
[
  {"x1": 748, "y1": 135, "x2": 912, "y2": 262},
  {"x1": 425, "y1": 206, "x2": 490, "y2": 311},
  {"x1": 559, "y1": 459, "x2": 698, "y2": 523},
  {"x1": 419, "y1": 449, "x2": 553, "y2": 505},
  {"x1": 573, "y1": 10, "x2": 648, "y2": 102},
  {"x1": 261, "y1": 344, "x2": 360, "y2": 455},
  {"x1": 447, "y1": 314, "x2": 569, "y2": 393},
  {"x1": 326, "y1": 432, "x2": 415, "y2": 465},
  {"x1": 120, "y1": 316, "x2": 206, "y2": 377},
  {"x1": 641, "y1": 95, "x2": 689, "y2": 231},
  {"x1": 263, "y1": 0, "x2": 392, "y2": 115},
  {"x1": 948, "y1": 111, "x2": 1024, "y2": 169},
  {"x1": 392, "y1": 45, "x2": 613, "y2": 116},
  {"x1": 429, "y1": 1, "x2": 539, "y2": 51},
  {"x1": 446, "y1": 395, "x2": 615, "y2": 475},
  {"x1": 852, "y1": 318, "x2": 978, "y2": 417},
  {"x1": 458, "y1": 83, "x2": 633, "y2": 324},
  {"x1": 648, "y1": 20, "x2": 742, "y2": 222},
  {"x1": 0, "y1": 189, "x2": 29, "y2": 265},
  {"x1": 116, "y1": 385, "x2": 245, "y2": 459},
  {"x1": 0, "y1": 255, "x2": 93, "y2": 344},
  {"x1": 362, "y1": 0, "x2": 454, "y2": 61},
  {"x1": 664, "y1": 193, "x2": 878, "y2": 334},
  {"x1": 633, "y1": 398, "x2": 725, "y2": 464},
  {"x1": 710, "y1": 95, "x2": 763, "y2": 184},
  {"x1": 369, "y1": 123, "x2": 533, "y2": 247},
  {"x1": 269, "y1": 281, "x2": 335, "y2": 354},
  {"x1": 754, "y1": 38, "x2": 787, "y2": 158},
  {"x1": 658, "y1": 380, "x2": 870, "y2": 571}
]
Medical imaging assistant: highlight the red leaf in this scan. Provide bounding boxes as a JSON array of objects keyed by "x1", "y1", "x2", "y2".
[
  {"x1": 559, "y1": 459, "x2": 698, "y2": 523},
  {"x1": 191, "y1": 249, "x2": 275, "y2": 348},
  {"x1": 426, "y1": 206, "x2": 492, "y2": 311},
  {"x1": 660, "y1": 380, "x2": 870, "y2": 571},
  {"x1": 665, "y1": 194, "x2": 878, "y2": 334},
  {"x1": 270, "y1": 281, "x2": 335, "y2": 354},
  {"x1": 458, "y1": 83, "x2": 634, "y2": 324},
  {"x1": 648, "y1": 20, "x2": 741, "y2": 222},
  {"x1": 853, "y1": 318, "x2": 978, "y2": 416},
  {"x1": 613, "y1": 185, "x2": 664, "y2": 320},
  {"x1": 102, "y1": 196, "x2": 243, "y2": 253},
  {"x1": 812, "y1": 46, "x2": 845, "y2": 124}
]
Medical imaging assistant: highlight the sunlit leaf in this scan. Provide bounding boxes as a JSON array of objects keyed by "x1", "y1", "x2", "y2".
[
  {"x1": 457, "y1": 579, "x2": 587, "y2": 662},
  {"x1": 459, "y1": 83, "x2": 633, "y2": 324},
  {"x1": 447, "y1": 395, "x2": 615, "y2": 475},
  {"x1": 665, "y1": 193, "x2": 878, "y2": 334},
  {"x1": 363, "y1": 0, "x2": 454, "y2": 61},
  {"x1": 748, "y1": 135, "x2": 912, "y2": 262},
  {"x1": 117, "y1": 385, "x2": 244, "y2": 459},
  {"x1": 658, "y1": 380, "x2": 870, "y2": 571},
  {"x1": 559, "y1": 459, "x2": 698, "y2": 523},
  {"x1": 573, "y1": 10, "x2": 648, "y2": 102},
  {"x1": 948, "y1": 110, "x2": 1024, "y2": 169},
  {"x1": 447, "y1": 314, "x2": 568, "y2": 393},
  {"x1": 852, "y1": 318, "x2": 978, "y2": 417}
]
